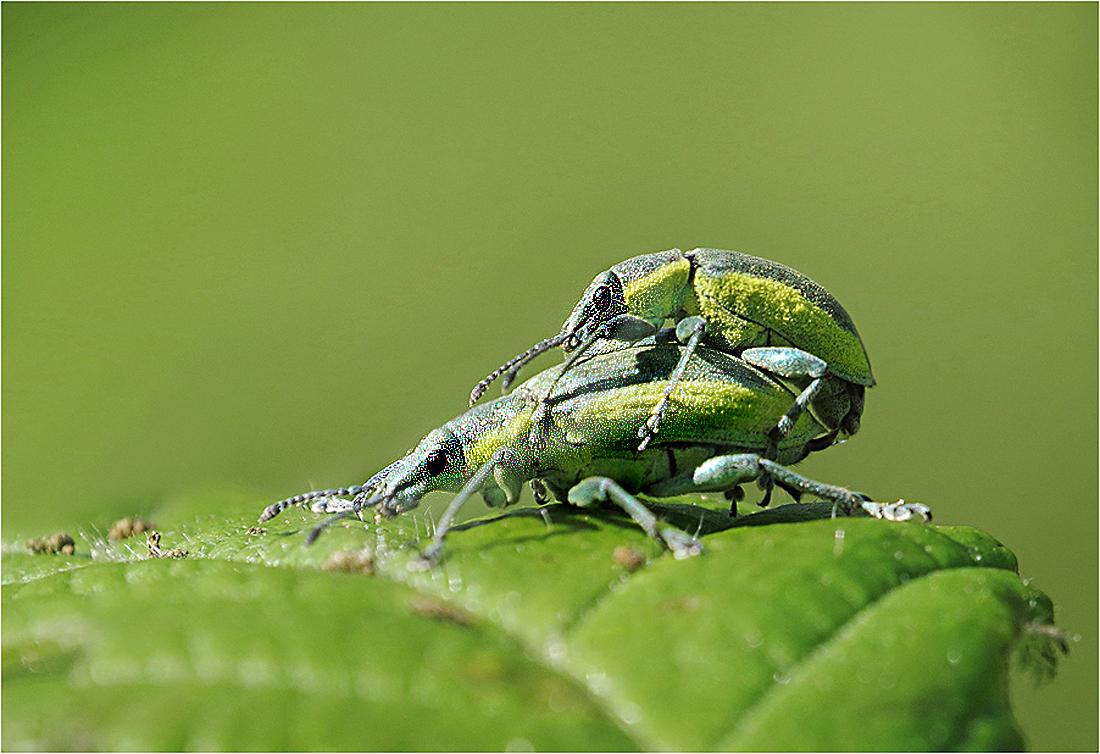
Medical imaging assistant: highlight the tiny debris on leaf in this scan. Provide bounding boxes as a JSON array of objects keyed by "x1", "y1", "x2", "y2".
[
  {"x1": 323, "y1": 548, "x2": 376, "y2": 574},
  {"x1": 145, "y1": 531, "x2": 188, "y2": 559},
  {"x1": 109, "y1": 517, "x2": 155, "y2": 541},
  {"x1": 612, "y1": 544, "x2": 646, "y2": 572},
  {"x1": 409, "y1": 596, "x2": 473, "y2": 626},
  {"x1": 26, "y1": 532, "x2": 76, "y2": 555}
]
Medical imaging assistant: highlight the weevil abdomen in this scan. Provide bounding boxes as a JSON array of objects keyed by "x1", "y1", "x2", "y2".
[{"x1": 686, "y1": 248, "x2": 873, "y2": 387}]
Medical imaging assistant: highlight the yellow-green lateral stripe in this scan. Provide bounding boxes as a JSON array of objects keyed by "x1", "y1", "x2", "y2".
[
  {"x1": 695, "y1": 271, "x2": 873, "y2": 384},
  {"x1": 622, "y1": 257, "x2": 692, "y2": 320},
  {"x1": 569, "y1": 380, "x2": 822, "y2": 448}
]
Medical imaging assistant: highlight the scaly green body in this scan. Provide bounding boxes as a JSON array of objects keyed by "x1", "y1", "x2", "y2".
[
  {"x1": 472, "y1": 248, "x2": 874, "y2": 449},
  {"x1": 263, "y1": 340, "x2": 927, "y2": 564},
  {"x1": 611, "y1": 249, "x2": 872, "y2": 384},
  {"x1": 471, "y1": 341, "x2": 827, "y2": 506}
]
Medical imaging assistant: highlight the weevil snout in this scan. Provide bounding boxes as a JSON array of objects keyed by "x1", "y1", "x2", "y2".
[{"x1": 359, "y1": 474, "x2": 428, "y2": 519}]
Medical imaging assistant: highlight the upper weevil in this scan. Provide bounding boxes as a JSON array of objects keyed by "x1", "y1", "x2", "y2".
[{"x1": 470, "y1": 248, "x2": 874, "y2": 453}]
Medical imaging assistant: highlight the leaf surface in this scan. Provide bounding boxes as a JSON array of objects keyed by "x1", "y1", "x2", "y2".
[{"x1": 2, "y1": 493, "x2": 1059, "y2": 750}]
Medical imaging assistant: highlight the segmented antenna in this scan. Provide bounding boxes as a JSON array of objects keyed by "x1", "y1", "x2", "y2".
[
  {"x1": 258, "y1": 486, "x2": 370, "y2": 523},
  {"x1": 500, "y1": 363, "x2": 525, "y2": 391},
  {"x1": 469, "y1": 333, "x2": 566, "y2": 406}
]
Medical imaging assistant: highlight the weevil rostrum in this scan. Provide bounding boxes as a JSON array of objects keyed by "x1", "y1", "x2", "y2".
[
  {"x1": 471, "y1": 248, "x2": 874, "y2": 454},
  {"x1": 262, "y1": 337, "x2": 927, "y2": 566}
]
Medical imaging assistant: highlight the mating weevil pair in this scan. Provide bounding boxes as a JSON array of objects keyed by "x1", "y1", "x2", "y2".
[
  {"x1": 472, "y1": 248, "x2": 874, "y2": 456},
  {"x1": 261, "y1": 247, "x2": 928, "y2": 565}
]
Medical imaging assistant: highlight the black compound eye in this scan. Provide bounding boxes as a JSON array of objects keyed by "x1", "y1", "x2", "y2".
[
  {"x1": 592, "y1": 284, "x2": 613, "y2": 313},
  {"x1": 425, "y1": 449, "x2": 449, "y2": 476}
]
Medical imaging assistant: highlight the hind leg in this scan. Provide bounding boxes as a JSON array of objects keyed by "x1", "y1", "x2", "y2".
[{"x1": 645, "y1": 453, "x2": 932, "y2": 522}]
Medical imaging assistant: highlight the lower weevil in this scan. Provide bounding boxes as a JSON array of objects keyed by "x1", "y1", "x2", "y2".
[{"x1": 263, "y1": 340, "x2": 927, "y2": 566}]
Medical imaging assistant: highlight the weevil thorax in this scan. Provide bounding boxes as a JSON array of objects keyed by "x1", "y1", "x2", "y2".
[
  {"x1": 456, "y1": 394, "x2": 540, "y2": 506},
  {"x1": 558, "y1": 250, "x2": 695, "y2": 351},
  {"x1": 615, "y1": 249, "x2": 697, "y2": 323},
  {"x1": 372, "y1": 394, "x2": 539, "y2": 515}
]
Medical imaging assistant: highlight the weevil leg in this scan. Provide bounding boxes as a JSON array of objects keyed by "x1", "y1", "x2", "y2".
[
  {"x1": 740, "y1": 346, "x2": 830, "y2": 450},
  {"x1": 730, "y1": 347, "x2": 840, "y2": 510},
  {"x1": 530, "y1": 478, "x2": 554, "y2": 505},
  {"x1": 305, "y1": 510, "x2": 359, "y2": 544},
  {"x1": 525, "y1": 397, "x2": 556, "y2": 450},
  {"x1": 568, "y1": 476, "x2": 703, "y2": 559},
  {"x1": 647, "y1": 454, "x2": 763, "y2": 496},
  {"x1": 754, "y1": 468, "x2": 809, "y2": 512},
  {"x1": 861, "y1": 500, "x2": 933, "y2": 522},
  {"x1": 767, "y1": 377, "x2": 826, "y2": 446},
  {"x1": 691, "y1": 454, "x2": 869, "y2": 515},
  {"x1": 724, "y1": 486, "x2": 745, "y2": 517},
  {"x1": 756, "y1": 475, "x2": 776, "y2": 510},
  {"x1": 637, "y1": 316, "x2": 708, "y2": 451},
  {"x1": 648, "y1": 453, "x2": 896, "y2": 520},
  {"x1": 412, "y1": 448, "x2": 510, "y2": 570}
]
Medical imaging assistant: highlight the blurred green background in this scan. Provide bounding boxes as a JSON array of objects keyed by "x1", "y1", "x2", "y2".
[{"x1": 4, "y1": 3, "x2": 1095, "y2": 750}]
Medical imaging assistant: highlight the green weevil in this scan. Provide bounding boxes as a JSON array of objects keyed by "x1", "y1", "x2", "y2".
[
  {"x1": 470, "y1": 248, "x2": 874, "y2": 454},
  {"x1": 261, "y1": 338, "x2": 925, "y2": 565}
]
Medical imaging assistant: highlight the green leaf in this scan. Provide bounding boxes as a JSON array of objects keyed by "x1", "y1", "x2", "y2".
[{"x1": 3, "y1": 491, "x2": 1062, "y2": 751}]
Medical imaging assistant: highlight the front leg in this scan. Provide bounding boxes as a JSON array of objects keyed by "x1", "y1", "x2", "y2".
[
  {"x1": 568, "y1": 477, "x2": 703, "y2": 559},
  {"x1": 410, "y1": 449, "x2": 511, "y2": 570},
  {"x1": 637, "y1": 316, "x2": 708, "y2": 451}
]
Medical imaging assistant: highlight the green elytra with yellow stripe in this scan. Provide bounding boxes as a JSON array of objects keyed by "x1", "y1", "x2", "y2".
[
  {"x1": 261, "y1": 339, "x2": 928, "y2": 565},
  {"x1": 472, "y1": 248, "x2": 874, "y2": 452},
  {"x1": 463, "y1": 343, "x2": 825, "y2": 475},
  {"x1": 617, "y1": 250, "x2": 871, "y2": 384},
  {"x1": 414, "y1": 340, "x2": 828, "y2": 509}
]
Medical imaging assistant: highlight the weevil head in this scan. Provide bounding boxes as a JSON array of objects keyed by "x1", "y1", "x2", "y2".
[
  {"x1": 558, "y1": 270, "x2": 630, "y2": 350},
  {"x1": 558, "y1": 250, "x2": 692, "y2": 351},
  {"x1": 366, "y1": 397, "x2": 533, "y2": 516},
  {"x1": 367, "y1": 428, "x2": 469, "y2": 515}
]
